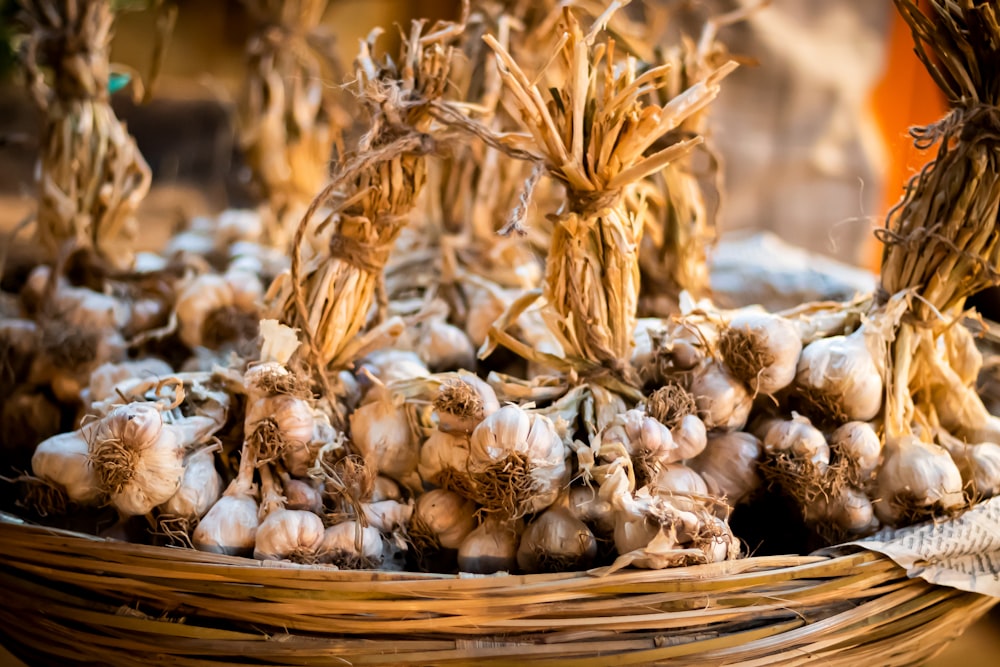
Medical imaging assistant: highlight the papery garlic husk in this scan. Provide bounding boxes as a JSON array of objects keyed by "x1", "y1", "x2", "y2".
[
  {"x1": 417, "y1": 429, "x2": 472, "y2": 488},
  {"x1": 830, "y1": 421, "x2": 881, "y2": 487},
  {"x1": 433, "y1": 374, "x2": 500, "y2": 435},
  {"x1": 349, "y1": 385, "x2": 419, "y2": 483},
  {"x1": 942, "y1": 324, "x2": 982, "y2": 387},
  {"x1": 468, "y1": 404, "x2": 569, "y2": 516},
  {"x1": 281, "y1": 472, "x2": 324, "y2": 514},
  {"x1": 418, "y1": 320, "x2": 476, "y2": 371},
  {"x1": 937, "y1": 431, "x2": 1000, "y2": 499},
  {"x1": 698, "y1": 515, "x2": 741, "y2": 563},
  {"x1": 688, "y1": 432, "x2": 762, "y2": 508},
  {"x1": 829, "y1": 486, "x2": 879, "y2": 536},
  {"x1": 90, "y1": 404, "x2": 219, "y2": 516},
  {"x1": 193, "y1": 441, "x2": 260, "y2": 556},
  {"x1": 873, "y1": 435, "x2": 965, "y2": 526},
  {"x1": 689, "y1": 361, "x2": 752, "y2": 431},
  {"x1": 410, "y1": 489, "x2": 478, "y2": 551},
  {"x1": 31, "y1": 428, "x2": 104, "y2": 506},
  {"x1": 84, "y1": 358, "x2": 174, "y2": 407},
  {"x1": 246, "y1": 395, "x2": 316, "y2": 466},
  {"x1": 794, "y1": 325, "x2": 883, "y2": 423},
  {"x1": 457, "y1": 516, "x2": 522, "y2": 574},
  {"x1": 160, "y1": 446, "x2": 223, "y2": 522},
  {"x1": 361, "y1": 499, "x2": 414, "y2": 532},
  {"x1": 254, "y1": 508, "x2": 326, "y2": 562},
  {"x1": 516, "y1": 506, "x2": 597, "y2": 573},
  {"x1": 651, "y1": 464, "x2": 709, "y2": 498},
  {"x1": 319, "y1": 521, "x2": 383, "y2": 568},
  {"x1": 719, "y1": 311, "x2": 802, "y2": 395},
  {"x1": 565, "y1": 485, "x2": 616, "y2": 536}
]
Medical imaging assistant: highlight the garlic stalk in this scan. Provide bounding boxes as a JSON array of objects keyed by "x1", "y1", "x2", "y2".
[
  {"x1": 192, "y1": 440, "x2": 260, "y2": 556},
  {"x1": 516, "y1": 506, "x2": 597, "y2": 573},
  {"x1": 254, "y1": 466, "x2": 325, "y2": 562}
]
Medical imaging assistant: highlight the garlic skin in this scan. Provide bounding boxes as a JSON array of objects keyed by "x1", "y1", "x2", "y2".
[
  {"x1": 688, "y1": 432, "x2": 762, "y2": 507},
  {"x1": 651, "y1": 464, "x2": 709, "y2": 498},
  {"x1": 794, "y1": 327, "x2": 882, "y2": 422},
  {"x1": 721, "y1": 311, "x2": 802, "y2": 395},
  {"x1": 874, "y1": 435, "x2": 965, "y2": 526},
  {"x1": 830, "y1": 421, "x2": 881, "y2": 485},
  {"x1": 412, "y1": 489, "x2": 478, "y2": 549},
  {"x1": 516, "y1": 506, "x2": 597, "y2": 573},
  {"x1": 361, "y1": 500, "x2": 414, "y2": 532},
  {"x1": 937, "y1": 431, "x2": 1000, "y2": 499},
  {"x1": 689, "y1": 362, "x2": 752, "y2": 431},
  {"x1": 457, "y1": 516, "x2": 522, "y2": 574},
  {"x1": 418, "y1": 320, "x2": 476, "y2": 371},
  {"x1": 565, "y1": 485, "x2": 616, "y2": 536},
  {"x1": 349, "y1": 386, "x2": 419, "y2": 482},
  {"x1": 829, "y1": 486, "x2": 878, "y2": 535},
  {"x1": 417, "y1": 430, "x2": 471, "y2": 487},
  {"x1": 31, "y1": 429, "x2": 103, "y2": 506},
  {"x1": 281, "y1": 473, "x2": 324, "y2": 514},
  {"x1": 319, "y1": 521, "x2": 384, "y2": 567},
  {"x1": 671, "y1": 415, "x2": 708, "y2": 461},
  {"x1": 160, "y1": 447, "x2": 223, "y2": 521},
  {"x1": 193, "y1": 441, "x2": 259, "y2": 555},
  {"x1": 468, "y1": 405, "x2": 569, "y2": 515},
  {"x1": 433, "y1": 374, "x2": 500, "y2": 435}
]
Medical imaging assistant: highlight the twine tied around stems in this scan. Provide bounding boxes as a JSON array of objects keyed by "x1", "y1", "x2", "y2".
[
  {"x1": 328, "y1": 233, "x2": 392, "y2": 274},
  {"x1": 912, "y1": 100, "x2": 1000, "y2": 149},
  {"x1": 563, "y1": 187, "x2": 624, "y2": 220}
]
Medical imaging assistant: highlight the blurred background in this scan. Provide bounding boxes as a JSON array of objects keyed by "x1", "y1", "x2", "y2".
[{"x1": 0, "y1": 0, "x2": 997, "y2": 664}]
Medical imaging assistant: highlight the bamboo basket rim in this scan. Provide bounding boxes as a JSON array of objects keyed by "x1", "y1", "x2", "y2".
[{"x1": 0, "y1": 510, "x2": 996, "y2": 666}]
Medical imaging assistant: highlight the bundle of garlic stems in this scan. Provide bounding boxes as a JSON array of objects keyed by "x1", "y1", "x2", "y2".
[
  {"x1": 239, "y1": 0, "x2": 347, "y2": 248},
  {"x1": 7, "y1": 0, "x2": 1000, "y2": 578},
  {"x1": 19, "y1": 0, "x2": 152, "y2": 271}
]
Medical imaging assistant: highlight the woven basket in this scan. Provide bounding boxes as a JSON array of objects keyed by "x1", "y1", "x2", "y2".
[{"x1": 0, "y1": 513, "x2": 995, "y2": 667}]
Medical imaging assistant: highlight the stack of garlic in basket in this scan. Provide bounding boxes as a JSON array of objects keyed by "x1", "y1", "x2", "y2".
[{"x1": 4, "y1": 0, "x2": 1000, "y2": 579}]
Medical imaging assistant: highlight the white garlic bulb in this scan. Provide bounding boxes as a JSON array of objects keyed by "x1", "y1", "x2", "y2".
[
  {"x1": 651, "y1": 464, "x2": 709, "y2": 498},
  {"x1": 160, "y1": 446, "x2": 222, "y2": 521},
  {"x1": 246, "y1": 395, "x2": 316, "y2": 464},
  {"x1": 319, "y1": 521, "x2": 383, "y2": 567},
  {"x1": 598, "y1": 409, "x2": 678, "y2": 468},
  {"x1": 937, "y1": 431, "x2": 1000, "y2": 499},
  {"x1": 418, "y1": 320, "x2": 476, "y2": 371},
  {"x1": 457, "y1": 516, "x2": 522, "y2": 574},
  {"x1": 411, "y1": 489, "x2": 477, "y2": 549},
  {"x1": 433, "y1": 374, "x2": 500, "y2": 435},
  {"x1": 361, "y1": 500, "x2": 414, "y2": 532},
  {"x1": 254, "y1": 467, "x2": 325, "y2": 562},
  {"x1": 84, "y1": 358, "x2": 174, "y2": 407},
  {"x1": 417, "y1": 429, "x2": 471, "y2": 487},
  {"x1": 720, "y1": 311, "x2": 802, "y2": 395},
  {"x1": 689, "y1": 362, "x2": 752, "y2": 431},
  {"x1": 565, "y1": 485, "x2": 616, "y2": 536},
  {"x1": 175, "y1": 274, "x2": 235, "y2": 349},
  {"x1": 193, "y1": 441, "x2": 259, "y2": 556},
  {"x1": 372, "y1": 476, "x2": 403, "y2": 503},
  {"x1": 516, "y1": 506, "x2": 597, "y2": 573},
  {"x1": 89, "y1": 404, "x2": 218, "y2": 516},
  {"x1": 349, "y1": 385, "x2": 419, "y2": 482},
  {"x1": 31, "y1": 428, "x2": 103, "y2": 506},
  {"x1": 873, "y1": 435, "x2": 965, "y2": 526},
  {"x1": 688, "y1": 432, "x2": 762, "y2": 507},
  {"x1": 760, "y1": 414, "x2": 830, "y2": 471},
  {"x1": 280, "y1": 472, "x2": 324, "y2": 514},
  {"x1": 830, "y1": 421, "x2": 881, "y2": 485},
  {"x1": 829, "y1": 486, "x2": 878, "y2": 535},
  {"x1": 795, "y1": 326, "x2": 883, "y2": 422},
  {"x1": 468, "y1": 405, "x2": 569, "y2": 515},
  {"x1": 671, "y1": 414, "x2": 708, "y2": 461},
  {"x1": 357, "y1": 350, "x2": 428, "y2": 387}
]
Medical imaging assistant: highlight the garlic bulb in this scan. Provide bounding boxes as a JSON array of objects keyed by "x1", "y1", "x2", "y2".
[
  {"x1": 457, "y1": 516, "x2": 522, "y2": 574},
  {"x1": 254, "y1": 466, "x2": 325, "y2": 562},
  {"x1": 89, "y1": 404, "x2": 219, "y2": 516},
  {"x1": 598, "y1": 409, "x2": 678, "y2": 469},
  {"x1": 372, "y1": 476, "x2": 403, "y2": 503},
  {"x1": 84, "y1": 358, "x2": 174, "y2": 406},
  {"x1": 760, "y1": 414, "x2": 830, "y2": 471},
  {"x1": 418, "y1": 320, "x2": 476, "y2": 371},
  {"x1": 671, "y1": 415, "x2": 708, "y2": 461},
  {"x1": 411, "y1": 489, "x2": 477, "y2": 549},
  {"x1": 319, "y1": 521, "x2": 383, "y2": 567},
  {"x1": 830, "y1": 421, "x2": 881, "y2": 486},
  {"x1": 357, "y1": 350, "x2": 428, "y2": 387},
  {"x1": 829, "y1": 486, "x2": 878, "y2": 535},
  {"x1": 246, "y1": 395, "x2": 315, "y2": 466},
  {"x1": 689, "y1": 362, "x2": 752, "y2": 431},
  {"x1": 651, "y1": 464, "x2": 709, "y2": 498},
  {"x1": 794, "y1": 325, "x2": 883, "y2": 422},
  {"x1": 873, "y1": 435, "x2": 965, "y2": 526},
  {"x1": 417, "y1": 429, "x2": 471, "y2": 487},
  {"x1": 193, "y1": 441, "x2": 260, "y2": 555},
  {"x1": 645, "y1": 383, "x2": 706, "y2": 459},
  {"x1": 464, "y1": 286, "x2": 509, "y2": 348},
  {"x1": 349, "y1": 385, "x2": 419, "y2": 482},
  {"x1": 942, "y1": 325, "x2": 981, "y2": 387},
  {"x1": 0, "y1": 318, "x2": 38, "y2": 383},
  {"x1": 433, "y1": 374, "x2": 500, "y2": 435},
  {"x1": 516, "y1": 506, "x2": 597, "y2": 573},
  {"x1": 937, "y1": 431, "x2": 1000, "y2": 499},
  {"x1": 565, "y1": 485, "x2": 616, "y2": 536},
  {"x1": 31, "y1": 428, "x2": 103, "y2": 506},
  {"x1": 280, "y1": 472, "x2": 324, "y2": 514},
  {"x1": 720, "y1": 311, "x2": 802, "y2": 395},
  {"x1": 468, "y1": 405, "x2": 569, "y2": 515},
  {"x1": 160, "y1": 446, "x2": 223, "y2": 522},
  {"x1": 175, "y1": 273, "x2": 258, "y2": 350},
  {"x1": 688, "y1": 432, "x2": 762, "y2": 507},
  {"x1": 361, "y1": 499, "x2": 414, "y2": 532}
]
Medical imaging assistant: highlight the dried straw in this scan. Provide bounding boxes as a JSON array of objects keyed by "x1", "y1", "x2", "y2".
[
  {"x1": 485, "y1": 7, "x2": 736, "y2": 388},
  {"x1": 239, "y1": 0, "x2": 348, "y2": 248},
  {"x1": 18, "y1": 0, "x2": 152, "y2": 271}
]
